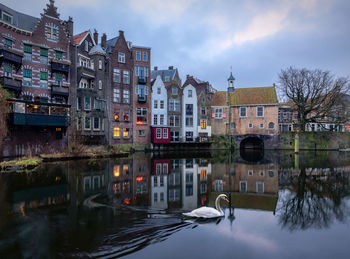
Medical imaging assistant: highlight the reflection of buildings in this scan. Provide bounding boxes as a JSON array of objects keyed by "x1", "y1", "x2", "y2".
[
  {"x1": 182, "y1": 158, "x2": 198, "y2": 211},
  {"x1": 132, "y1": 153, "x2": 150, "y2": 206},
  {"x1": 151, "y1": 159, "x2": 169, "y2": 210},
  {"x1": 109, "y1": 158, "x2": 133, "y2": 205},
  {"x1": 197, "y1": 159, "x2": 211, "y2": 206},
  {"x1": 168, "y1": 159, "x2": 182, "y2": 209}
]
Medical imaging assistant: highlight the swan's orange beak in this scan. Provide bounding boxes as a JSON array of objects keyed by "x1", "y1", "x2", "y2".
[{"x1": 225, "y1": 197, "x2": 230, "y2": 203}]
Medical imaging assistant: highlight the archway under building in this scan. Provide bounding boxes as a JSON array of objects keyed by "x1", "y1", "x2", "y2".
[{"x1": 240, "y1": 136, "x2": 264, "y2": 150}]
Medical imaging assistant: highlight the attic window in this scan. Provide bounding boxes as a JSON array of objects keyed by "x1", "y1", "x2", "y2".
[
  {"x1": 84, "y1": 41, "x2": 88, "y2": 51},
  {"x1": 2, "y1": 12, "x2": 12, "y2": 24},
  {"x1": 164, "y1": 76, "x2": 170, "y2": 82},
  {"x1": 118, "y1": 52, "x2": 125, "y2": 63},
  {"x1": 45, "y1": 24, "x2": 58, "y2": 41}
]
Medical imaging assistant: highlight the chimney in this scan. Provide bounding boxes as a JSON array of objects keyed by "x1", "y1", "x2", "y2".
[
  {"x1": 66, "y1": 16, "x2": 73, "y2": 41},
  {"x1": 119, "y1": 30, "x2": 124, "y2": 37},
  {"x1": 101, "y1": 33, "x2": 106, "y2": 49},
  {"x1": 93, "y1": 29, "x2": 98, "y2": 45},
  {"x1": 168, "y1": 66, "x2": 174, "y2": 70},
  {"x1": 154, "y1": 66, "x2": 158, "y2": 71}
]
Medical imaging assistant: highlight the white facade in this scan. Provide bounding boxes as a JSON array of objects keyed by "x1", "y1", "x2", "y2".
[
  {"x1": 181, "y1": 158, "x2": 198, "y2": 211},
  {"x1": 182, "y1": 84, "x2": 198, "y2": 141},
  {"x1": 151, "y1": 174, "x2": 168, "y2": 210},
  {"x1": 151, "y1": 75, "x2": 168, "y2": 126}
]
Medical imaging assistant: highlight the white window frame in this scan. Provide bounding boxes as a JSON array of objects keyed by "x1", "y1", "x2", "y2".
[
  {"x1": 163, "y1": 128, "x2": 168, "y2": 139},
  {"x1": 240, "y1": 107, "x2": 247, "y2": 117},
  {"x1": 136, "y1": 51, "x2": 141, "y2": 61},
  {"x1": 188, "y1": 89, "x2": 192, "y2": 97},
  {"x1": 113, "y1": 88, "x2": 120, "y2": 102},
  {"x1": 256, "y1": 106, "x2": 264, "y2": 117},
  {"x1": 93, "y1": 117, "x2": 100, "y2": 131},
  {"x1": 248, "y1": 122, "x2": 253, "y2": 129},
  {"x1": 118, "y1": 52, "x2": 126, "y2": 63},
  {"x1": 98, "y1": 80, "x2": 102, "y2": 90},
  {"x1": 160, "y1": 114, "x2": 164, "y2": 125},
  {"x1": 156, "y1": 128, "x2": 162, "y2": 139},
  {"x1": 143, "y1": 51, "x2": 148, "y2": 61},
  {"x1": 256, "y1": 181, "x2": 264, "y2": 193},
  {"x1": 154, "y1": 100, "x2": 158, "y2": 109},
  {"x1": 153, "y1": 114, "x2": 158, "y2": 125},
  {"x1": 259, "y1": 123, "x2": 264, "y2": 129},
  {"x1": 84, "y1": 117, "x2": 91, "y2": 130},
  {"x1": 98, "y1": 60, "x2": 102, "y2": 70},
  {"x1": 248, "y1": 169, "x2": 253, "y2": 176},
  {"x1": 215, "y1": 108, "x2": 223, "y2": 119}
]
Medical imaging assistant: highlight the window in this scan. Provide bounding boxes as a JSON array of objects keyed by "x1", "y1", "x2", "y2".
[
  {"x1": 170, "y1": 131, "x2": 180, "y2": 142},
  {"x1": 163, "y1": 128, "x2": 168, "y2": 139},
  {"x1": 160, "y1": 192, "x2": 164, "y2": 201},
  {"x1": 230, "y1": 123, "x2": 236, "y2": 130},
  {"x1": 259, "y1": 170, "x2": 265, "y2": 176},
  {"x1": 257, "y1": 106, "x2": 264, "y2": 117},
  {"x1": 113, "y1": 88, "x2": 120, "y2": 102},
  {"x1": 137, "y1": 108, "x2": 147, "y2": 124},
  {"x1": 154, "y1": 100, "x2": 158, "y2": 109},
  {"x1": 248, "y1": 170, "x2": 253, "y2": 176},
  {"x1": 268, "y1": 170, "x2": 274, "y2": 177},
  {"x1": 84, "y1": 97, "x2": 91, "y2": 110},
  {"x1": 164, "y1": 76, "x2": 170, "y2": 82},
  {"x1": 123, "y1": 70, "x2": 130, "y2": 84},
  {"x1": 2, "y1": 12, "x2": 12, "y2": 23},
  {"x1": 55, "y1": 51, "x2": 63, "y2": 60},
  {"x1": 139, "y1": 130, "x2": 145, "y2": 136},
  {"x1": 201, "y1": 120, "x2": 207, "y2": 129},
  {"x1": 153, "y1": 114, "x2": 158, "y2": 125},
  {"x1": 214, "y1": 108, "x2": 223, "y2": 119},
  {"x1": 98, "y1": 60, "x2": 102, "y2": 70},
  {"x1": 260, "y1": 123, "x2": 264, "y2": 129},
  {"x1": 23, "y1": 69, "x2": 32, "y2": 86},
  {"x1": 98, "y1": 80, "x2": 102, "y2": 89},
  {"x1": 114, "y1": 165, "x2": 120, "y2": 177},
  {"x1": 23, "y1": 44, "x2": 32, "y2": 61},
  {"x1": 185, "y1": 117, "x2": 193, "y2": 127},
  {"x1": 113, "y1": 127, "x2": 120, "y2": 138},
  {"x1": 256, "y1": 182, "x2": 264, "y2": 193},
  {"x1": 269, "y1": 122, "x2": 275, "y2": 129},
  {"x1": 172, "y1": 87, "x2": 178, "y2": 95},
  {"x1": 163, "y1": 163, "x2": 168, "y2": 174},
  {"x1": 40, "y1": 48, "x2": 48, "y2": 64},
  {"x1": 143, "y1": 51, "x2": 148, "y2": 61},
  {"x1": 154, "y1": 193, "x2": 158, "y2": 202},
  {"x1": 160, "y1": 100, "x2": 164, "y2": 109},
  {"x1": 188, "y1": 90, "x2": 192, "y2": 97},
  {"x1": 170, "y1": 115, "x2": 180, "y2": 127},
  {"x1": 93, "y1": 117, "x2": 100, "y2": 130},
  {"x1": 157, "y1": 87, "x2": 161, "y2": 94},
  {"x1": 123, "y1": 111, "x2": 129, "y2": 121},
  {"x1": 84, "y1": 117, "x2": 91, "y2": 130},
  {"x1": 123, "y1": 89, "x2": 130, "y2": 103},
  {"x1": 248, "y1": 122, "x2": 253, "y2": 128},
  {"x1": 113, "y1": 69, "x2": 121, "y2": 83},
  {"x1": 84, "y1": 40, "x2": 88, "y2": 51},
  {"x1": 45, "y1": 25, "x2": 58, "y2": 40},
  {"x1": 169, "y1": 100, "x2": 180, "y2": 111},
  {"x1": 136, "y1": 51, "x2": 141, "y2": 61},
  {"x1": 240, "y1": 107, "x2": 247, "y2": 117},
  {"x1": 135, "y1": 66, "x2": 148, "y2": 77},
  {"x1": 114, "y1": 111, "x2": 120, "y2": 121},
  {"x1": 118, "y1": 52, "x2": 125, "y2": 63},
  {"x1": 3, "y1": 64, "x2": 12, "y2": 77},
  {"x1": 40, "y1": 72, "x2": 48, "y2": 88},
  {"x1": 123, "y1": 128, "x2": 130, "y2": 138},
  {"x1": 94, "y1": 99, "x2": 103, "y2": 110},
  {"x1": 156, "y1": 128, "x2": 162, "y2": 139},
  {"x1": 240, "y1": 181, "x2": 247, "y2": 192},
  {"x1": 160, "y1": 115, "x2": 164, "y2": 125},
  {"x1": 136, "y1": 85, "x2": 148, "y2": 97},
  {"x1": 201, "y1": 107, "x2": 206, "y2": 115},
  {"x1": 214, "y1": 180, "x2": 223, "y2": 192},
  {"x1": 55, "y1": 73, "x2": 63, "y2": 85},
  {"x1": 186, "y1": 104, "x2": 193, "y2": 116}
]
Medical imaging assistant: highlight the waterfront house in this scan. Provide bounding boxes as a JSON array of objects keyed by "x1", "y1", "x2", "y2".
[
  {"x1": 182, "y1": 84, "x2": 198, "y2": 141},
  {"x1": 0, "y1": 1, "x2": 72, "y2": 156}
]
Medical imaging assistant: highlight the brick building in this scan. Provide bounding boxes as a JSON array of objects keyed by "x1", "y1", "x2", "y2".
[
  {"x1": 211, "y1": 73, "x2": 279, "y2": 136},
  {"x1": 132, "y1": 45, "x2": 151, "y2": 145},
  {"x1": 70, "y1": 30, "x2": 108, "y2": 144},
  {"x1": 0, "y1": 1, "x2": 72, "y2": 156}
]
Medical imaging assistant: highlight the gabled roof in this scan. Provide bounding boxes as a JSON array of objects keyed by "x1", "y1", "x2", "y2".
[
  {"x1": 73, "y1": 30, "x2": 96, "y2": 46},
  {"x1": 211, "y1": 86, "x2": 278, "y2": 106},
  {"x1": 106, "y1": 36, "x2": 118, "y2": 53},
  {"x1": 0, "y1": 3, "x2": 39, "y2": 32},
  {"x1": 151, "y1": 69, "x2": 176, "y2": 82}
]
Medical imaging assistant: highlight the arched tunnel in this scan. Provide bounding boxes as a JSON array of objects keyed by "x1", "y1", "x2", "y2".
[
  {"x1": 239, "y1": 137, "x2": 264, "y2": 162},
  {"x1": 240, "y1": 137, "x2": 264, "y2": 150}
]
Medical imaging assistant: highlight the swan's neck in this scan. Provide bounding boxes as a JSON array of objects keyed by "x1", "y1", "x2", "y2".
[{"x1": 215, "y1": 196, "x2": 223, "y2": 214}]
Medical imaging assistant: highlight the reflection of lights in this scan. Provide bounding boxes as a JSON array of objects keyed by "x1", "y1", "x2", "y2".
[
  {"x1": 124, "y1": 198, "x2": 130, "y2": 205},
  {"x1": 136, "y1": 121, "x2": 144, "y2": 125},
  {"x1": 114, "y1": 165, "x2": 120, "y2": 177},
  {"x1": 136, "y1": 176, "x2": 143, "y2": 182}
]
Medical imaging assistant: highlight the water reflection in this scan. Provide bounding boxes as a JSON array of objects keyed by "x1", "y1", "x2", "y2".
[{"x1": 1, "y1": 150, "x2": 350, "y2": 258}]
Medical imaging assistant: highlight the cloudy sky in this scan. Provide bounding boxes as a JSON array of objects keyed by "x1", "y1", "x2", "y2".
[{"x1": 3, "y1": 0, "x2": 350, "y2": 91}]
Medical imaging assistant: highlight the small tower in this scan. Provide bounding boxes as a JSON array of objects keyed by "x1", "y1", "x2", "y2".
[{"x1": 227, "y1": 71, "x2": 235, "y2": 93}]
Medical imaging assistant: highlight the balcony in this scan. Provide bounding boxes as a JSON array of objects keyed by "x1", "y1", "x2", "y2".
[
  {"x1": 77, "y1": 66, "x2": 95, "y2": 79},
  {"x1": 0, "y1": 47, "x2": 23, "y2": 70},
  {"x1": 1, "y1": 76, "x2": 22, "y2": 92},
  {"x1": 9, "y1": 113, "x2": 68, "y2": 127},
  {"x1": 50, "y1": 59, "x2": 70, "y2": 77},
  {"x1": 138, "y1": 76, "x2": 147, "y2": 84},
  {"x1": 51, "y1": 84, "x2": 69, "y2": 97},
  {"x1": 138, "y1": 95, "x2": 146, "y2": 103}
]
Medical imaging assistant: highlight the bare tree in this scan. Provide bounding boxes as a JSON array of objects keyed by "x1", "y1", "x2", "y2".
[{"x1": 278, "y1": 67, "x2": 349, "y2": 131}]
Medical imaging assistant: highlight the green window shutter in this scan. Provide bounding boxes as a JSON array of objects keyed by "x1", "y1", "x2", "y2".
[
  {"x1": 23, "y1": 69, "x2": 32, "y2": 78},
  {"x1": 40, "y1": 48, "x2": 48, "y2": 57},
  {"x1": 55, "y1": 51, "x2": 63, "y2": 59},
  {"x1": 3, "y1": 64, "x2": 12, "y2": 73},
  {"x1": 40, "y1": 72, "x2": 48, "y2": 80},
  {"x1": 55, "y1": 73, "x2": 63, "y2": 81},
  {"x1": 23, "y1": 44, "x2": 32, "y2": 53},
  {"x1": 4, "y1": 38, "x2": 12, "y2": 47}
]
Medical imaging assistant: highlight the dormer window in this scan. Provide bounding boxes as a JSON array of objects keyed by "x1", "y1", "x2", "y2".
[
  {"x1": 118, "y1": 52, "x2": 125, "y2": 63},
  {"x1": 45, "y1": 24, "x2": 58, "y2": 41},
  {"x1": 84, "y1": 41, "x2": 88, "y2": 51},
  {"x1": 164, "y1": 76, "x2": 170, "y2": 82},
  {"x1": 2, "y1": 12, "x2": 12, "y2": 24}
]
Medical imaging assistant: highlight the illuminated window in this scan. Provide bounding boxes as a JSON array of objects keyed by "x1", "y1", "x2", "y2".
[
  {"x1": 201, "y1": 120, "x2": 207, "y2": 129},
  {"x1": 123, "y1": 111, "x2": 129, "y2": 121},
  {"x1": 123, "y1": 165, "x2": 129, "y2": 174},
  {"x1": 114, "y1": 111, "x2": 120, "y2": 121},
  {"x1": 113, "y1": 127, "x2": 120, "y2": 138},
  {"x1": 123, "y1": 128, "x2": 130, "y2": 138},
  {"x1": 113, "y1": 165, "x2": 120, "y2": 177},
  {"x1": 201, "y1": 170, "x2": 206, "y2": 179}
]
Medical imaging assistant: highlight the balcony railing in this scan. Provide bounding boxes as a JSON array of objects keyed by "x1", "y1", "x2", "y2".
[
  {"x1": 0, "y1": 47, "x2": 23, "y2": 70},
  {"x1": 51, "y1": 59, "x2": 70, "y2": 76},
  {"x1": 138, "y1": 76, "x2": 147, "y2": 84},
  {"x1": 138, "y1": 95, "x2": 146, "y2": 103},
  {"x1": 51, "y1": 84, "x2": 69, "y2": 97},
  {"x1": 77, "y1": 66, "x2": 95, "y2": 79},
  {"x1": 1, "y1": 76, "x2": 22, "y2": 91},
  {"x1": 9, "y1": 113, "x2": 68, "y2": 127}
]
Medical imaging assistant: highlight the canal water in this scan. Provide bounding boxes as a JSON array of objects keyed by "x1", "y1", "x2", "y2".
[{"x1": 1, "y1": 150, "x2": 350, "y2": 258}]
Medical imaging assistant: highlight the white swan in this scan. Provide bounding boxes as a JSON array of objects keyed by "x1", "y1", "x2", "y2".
[{"x1": 182, "y1": 194, "x2": 229, "y2": 218}]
